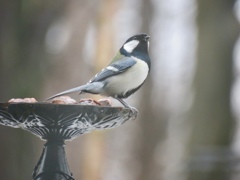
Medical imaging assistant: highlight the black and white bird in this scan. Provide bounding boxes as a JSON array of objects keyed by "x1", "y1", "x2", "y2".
[{"x1": 46, "y1": 33, "x2": 151, "y2": 108}]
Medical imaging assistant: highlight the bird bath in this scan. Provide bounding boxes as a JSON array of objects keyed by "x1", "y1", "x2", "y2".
[{"x1": 0, "y1": 102, "x2": 138, "y2": 180}]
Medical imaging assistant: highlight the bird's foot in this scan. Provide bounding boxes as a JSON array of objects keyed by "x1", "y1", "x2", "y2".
[{"x1": 129, "y1": 106, "x2": 138, "y2": 115}]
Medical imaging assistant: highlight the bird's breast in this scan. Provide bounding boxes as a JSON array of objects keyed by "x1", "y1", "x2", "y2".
[{"x1": 103, "y1": 58, "x2": 149, "y2": 97}]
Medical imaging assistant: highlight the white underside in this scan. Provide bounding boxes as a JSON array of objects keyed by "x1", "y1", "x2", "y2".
[{"x1": 103, "y1": 57, "x2": 149, "y2": 97}]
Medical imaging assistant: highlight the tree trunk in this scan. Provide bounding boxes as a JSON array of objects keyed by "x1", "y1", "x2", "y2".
[{"x1": 185, "y1": 1, "x2": 239, "y2": 180}]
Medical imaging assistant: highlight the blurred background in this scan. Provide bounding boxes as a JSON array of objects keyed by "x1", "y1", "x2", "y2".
[{"x1": 0, "y1": 0, "x2": 240, "y2": 179}]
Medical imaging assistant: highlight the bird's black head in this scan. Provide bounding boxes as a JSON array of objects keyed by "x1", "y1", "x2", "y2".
[{"x1": 120, "y1": 33, "x2": 150, "y2": 60}]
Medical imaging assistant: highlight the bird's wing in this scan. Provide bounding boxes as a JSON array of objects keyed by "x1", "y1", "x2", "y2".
[{"x1": 89, "y1": 57, "x2": 136, "y2": 83}]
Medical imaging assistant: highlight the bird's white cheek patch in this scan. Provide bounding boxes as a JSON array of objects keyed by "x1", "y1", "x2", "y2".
[{"x1": 123, "y1": 40, "x2": 139, "y2": 53}]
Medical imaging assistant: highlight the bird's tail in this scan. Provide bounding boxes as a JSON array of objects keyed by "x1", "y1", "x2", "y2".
[{"x1": 45, "y1": 85, "x2": 88, "y2": 101}]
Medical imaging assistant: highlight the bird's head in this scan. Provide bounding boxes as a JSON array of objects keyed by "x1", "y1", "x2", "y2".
[{"x1": 120, "y1": 33, "x2": 150, "y2": 57}]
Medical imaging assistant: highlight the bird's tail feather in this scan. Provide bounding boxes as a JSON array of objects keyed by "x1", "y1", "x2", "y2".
[{"x1": 45, "y1": 85, "x2": 88, "y2": 101}]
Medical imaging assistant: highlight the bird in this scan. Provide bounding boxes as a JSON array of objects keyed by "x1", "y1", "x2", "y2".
[{"x1": 46, "y1": 33, "x2": 151, "y2": 108}]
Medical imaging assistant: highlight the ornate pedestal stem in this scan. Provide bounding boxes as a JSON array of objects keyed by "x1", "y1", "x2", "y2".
[{"x1": 33, "y1": 139, "x2": 73, "y2": 180}]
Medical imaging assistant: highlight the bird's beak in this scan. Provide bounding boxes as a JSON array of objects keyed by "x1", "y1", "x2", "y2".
[{"x1": 145, "y1": 35, "x2": 150, "y2": 41}]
